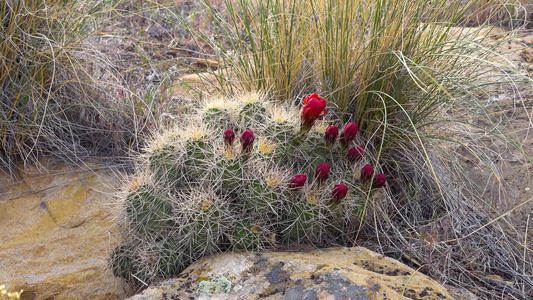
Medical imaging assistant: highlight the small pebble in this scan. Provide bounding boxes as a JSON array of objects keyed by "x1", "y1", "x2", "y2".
[{"x1": 525, "y1": 187, "x2": 530, "y2": 192}]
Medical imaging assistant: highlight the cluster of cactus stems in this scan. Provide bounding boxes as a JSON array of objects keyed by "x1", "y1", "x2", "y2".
[{"x1": 111, "y1": 92, "x2": 387, "y2": 285}]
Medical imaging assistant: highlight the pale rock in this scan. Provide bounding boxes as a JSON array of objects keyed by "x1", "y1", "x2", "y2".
[
  {"x1": 129, "y1": 247, "x2": 457, "y2": 300},
  {"x1": 0, "y1": 159, "x2": 127, "y2": 300}
]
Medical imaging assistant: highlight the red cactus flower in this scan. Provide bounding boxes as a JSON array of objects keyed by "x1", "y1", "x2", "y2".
[
  {"x1": 241, "y1": 129, "x2": 255, "y2": 151},
  {"x1": 339, "y1": 122, "x2": 358, "y2": 147},
  {"x1": 315, "y1": 162, "x2": 330, "y2": 182},
  {"x1": 332, "y1": 183, "x2": 348, "y2": 204},
  {"x1": 301, "y1": 94, "x2": 327, "y2": 130},
  {"x1": 303, "y1": 93, "x2": 323, "y2": 105},
  {"x1": 290, "y1": 174, "x2": 307, "y2": 190},
  {"x1": 324, "y1": 125, "x2": 338, "y2": 144},
  {"x1": 373, "y1": 173, "x2": 387, "y2": 188},
  {"x1": 223, "y1": 129, "x2": 235, "y2": 146},
  {"x1": 347, "y1": 145, "x2": 365, "y2": 162},
  {"x1": 360, "y1": 164, "x2": 374, "y2": 182}
]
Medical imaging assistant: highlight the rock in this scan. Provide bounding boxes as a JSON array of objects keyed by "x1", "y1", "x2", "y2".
[
  {"x1": 0, "y1": 159, "x2": 128, "y2": 300},
  {"x1": 190, "y1": 58, "x2": 220, "y2": 68},
  {"x1": 128, "y1": 247, "x2": 455, "y2": 300}
]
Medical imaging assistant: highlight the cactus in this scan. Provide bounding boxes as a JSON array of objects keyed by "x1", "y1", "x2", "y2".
[
  {"x1": 216, "y1": 156, "x2": 244, "y2": 191},
  {"x1": 111, "y1": 245, "x2": 137, "y2": 281},
  {"x1": 148, "y1": 144, "x2": 185, "y2": 188},
  {"x1": 283, "y1": 195, "x2": 323, "y2": 244},
  {"x1": 110, "y1": 244, "x2": 150, "y2": 287},
  {"x1": 231, "y1": 219, "x2": 262, "y2": 250},
  {"x1": 112, "y1": 92, "x2": 387, "y2": 286},
  {"x1": 240, "y1": 102, "x2": 267, "y2": 126},
  {"x1": 125, "y1": 184, "x2": 174, "y2": 237},
  {"x1": 157, "y1": 239, "x2": 186, "y2": 276}
]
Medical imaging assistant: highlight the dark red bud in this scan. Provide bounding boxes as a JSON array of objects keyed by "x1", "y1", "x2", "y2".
[
  {"x1": 347, "y1": 145, "x2": 365, "y2": 162},
  {"x1": 223, "y1": 129, "x2": 235, "y2": 146},
  {"x1": 290, "y1": 174, "x2": 307, "y2": 189},
  {"x1": 360, "y1": 164, "x2": 374, "y2": 182},
  {"x1": 339, "y1": 122, "x2": 358, "y2": 147},
  {"x1": 373, "y1": 173, "x2": 387, "y2": 188},
  {"x1": 332, "y1": 183, "x2": 348, "y2": 204},
  {"x1": 315, "y1": 162, "x2": 330, "y2": 182},
  {"x1": 241, "y1": 129, "x2": 255, "y2": 151},
  {"x1": 324, "y1": 125, "x2": 338, "y2": 144}
]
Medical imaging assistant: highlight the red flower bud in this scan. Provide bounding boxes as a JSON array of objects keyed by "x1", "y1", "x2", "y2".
[
  {"x1": 373, "y1": 173, "x2": 387, "y2": 188},
  {"x1": 301, "y1": 94, "x2": 327, "y2": 130},
  {"x1": 240, "y1": 129, "x2": 255, "y2": 151},
  {"x1": 360, "y1": 164, "x2": 374, "y2": 182},
  {"x1": 223, "y1": 129, "x2": 235, "y2": 146},
  {"x1": 324, "y1": 125, "x2": 338, "y2": 144},
  {"x1": 339, "y1": 122, "x2": 358, "y2": 147},
  {"x1": 332, "y1": 183, "x2": 348, "y2": 204},
  {"x1": 315, "y1": 162, "x2": 330, "y2": 182},
  {"x1": 290, "y1": 174, "x2": 307, "y2": 189},
  {"x1": 347, "y1": 145, "x2": 365, "y2": 162}
]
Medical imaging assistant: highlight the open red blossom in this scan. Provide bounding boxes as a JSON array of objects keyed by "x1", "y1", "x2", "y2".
[
  {"x1": 223, "y1": 129, "x2": 235, "y2": 146},
  {"x1": 373, "y1": 173, "x2": 387, "y2": 188},
  {"x1": 301, "y1": 94, "x2": 327, "y2": 130},
  {"x1": 339, "y1": 122, "x2": 358, "y2": 147},
  {"x1": 315, "y1": 162, "x2": 330, "y2": 182},
  {"x1": 347, "y1": 145, "x2": 365, "y2": 162},
  {"x1": 303, "y1": 93, "x2": 322, "y2": 105},
  {"x1": 360, "y1": 164, "x2": 374, "y2": 182},
  {"x1": 240, "y1": 129, "x2": 255, "y2": 151},
  {"x1": 290, "y1": 174, "x2": 307, "y2": 189},
  {"x1": 324, "y1": 125, "x2": 338, "y2": 144},
  {"x1": 332, "y1": 184, "x2": 348, "y2": 204}
]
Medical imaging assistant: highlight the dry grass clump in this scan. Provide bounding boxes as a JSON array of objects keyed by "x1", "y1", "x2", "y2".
[
  {"x1": 459, "y1": 0, "x2": 533, "y2": 28},
  {"x1": 0, "y1": 0, "x2": 158, "y2": 177}
]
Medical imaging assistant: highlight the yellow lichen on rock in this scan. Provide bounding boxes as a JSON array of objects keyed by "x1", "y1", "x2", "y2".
[{"x1": 0, "y1": 285, "x2": 23, "y2": 300}]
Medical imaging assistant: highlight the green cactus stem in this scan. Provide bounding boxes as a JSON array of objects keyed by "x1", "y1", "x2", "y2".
[
  {"x1": 125, "y1": 185, "x2": 174, "y2": 237},
  {"x1": 283, "y1": 199, "x2": 322, "y2": 244},
  {"x1": 203, "y1": 107, "x2": 233, "y2": 129},
  {"x1": 231, "y1": 219, "x2": 261, "y2": 251},
  {"x1": 157, "y1": 240, "x2": 187, "y2": 276},
  {"x1": 243, "y1": 179, "x2": 279, "y2": 216},
  {"x1": 239, "y1": 102, "x2": 267, "y2": 126}
]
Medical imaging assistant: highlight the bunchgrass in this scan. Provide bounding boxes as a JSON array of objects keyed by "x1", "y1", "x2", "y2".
[
  {"x1": 0, "y1": 0, "x2": 159, "y2": 177},
  {"x1": 173, "y1": 0, "x2": 533, "y2": 298}
]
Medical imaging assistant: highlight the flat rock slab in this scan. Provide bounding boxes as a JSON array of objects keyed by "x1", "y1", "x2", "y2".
[
  {"x1": 129, "y1": 247, "x2": 454, "y2": 300},
  {"x1": 0, "y1": 160, "x2": 127, "y2": 300}
]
